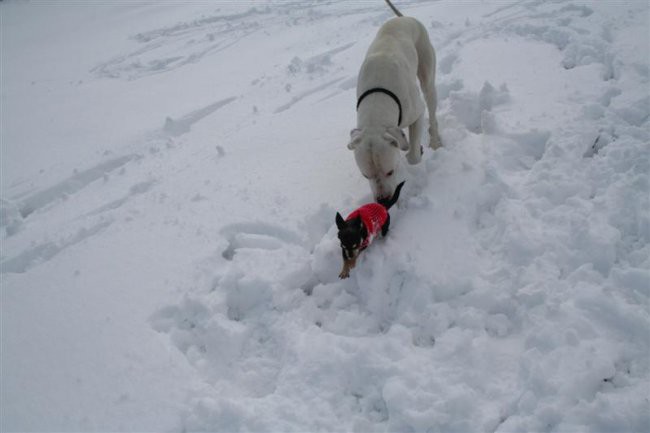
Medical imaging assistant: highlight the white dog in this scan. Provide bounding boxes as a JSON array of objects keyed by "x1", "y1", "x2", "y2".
[{"x1": 348, "y1": 0, "x2": 441, "y2": 204}]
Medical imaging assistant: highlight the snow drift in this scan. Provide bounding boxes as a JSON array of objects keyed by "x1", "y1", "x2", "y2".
[{"x1": 1, "y1": 1, "x2": 648, "y2": 431}]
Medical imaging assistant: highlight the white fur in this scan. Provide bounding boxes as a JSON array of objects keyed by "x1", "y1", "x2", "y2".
[{"x1": 349, "y1": 16, "x2": 441, "y2": 201}]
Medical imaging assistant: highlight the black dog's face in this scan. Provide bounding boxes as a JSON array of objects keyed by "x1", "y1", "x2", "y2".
[{"x1": 335, "y1": 213, "x2": 366, "y2": 260}]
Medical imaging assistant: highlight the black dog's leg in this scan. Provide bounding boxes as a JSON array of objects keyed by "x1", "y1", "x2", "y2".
[{"x1": 381, "y1": 213, "x2": 390, "y2": 237}]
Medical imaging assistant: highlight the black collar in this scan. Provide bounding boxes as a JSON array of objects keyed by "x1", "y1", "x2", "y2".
[{"x1": 356, "y1": 87, "x2": 402, "y2": 126}]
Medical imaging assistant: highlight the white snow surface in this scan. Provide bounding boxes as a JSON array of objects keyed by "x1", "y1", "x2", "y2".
[{"x1": 2, "y1": 1, "x2": 649, "y2": 431}]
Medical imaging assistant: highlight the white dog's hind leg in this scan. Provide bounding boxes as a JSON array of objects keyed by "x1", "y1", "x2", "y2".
[{"x1": 407, "y1": 115, "x2": 424, "y2": 164}]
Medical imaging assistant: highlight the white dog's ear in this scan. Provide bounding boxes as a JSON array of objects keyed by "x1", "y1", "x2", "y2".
[
  {"x1": 347, "y1": 128, "x2": 363, "y2": 150},
  {"x1": 383, "y1": 127, "x2": 409, "y2": 151}
]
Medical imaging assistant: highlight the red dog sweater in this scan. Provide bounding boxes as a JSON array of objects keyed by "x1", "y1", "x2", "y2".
[{"x1": 346, "y1": 203, "x2": 388, "y2": 249}]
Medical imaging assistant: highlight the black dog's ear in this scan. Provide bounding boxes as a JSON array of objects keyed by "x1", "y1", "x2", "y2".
[{"x1": 335, "y1": 212, "x2": 346, "y2": 230}]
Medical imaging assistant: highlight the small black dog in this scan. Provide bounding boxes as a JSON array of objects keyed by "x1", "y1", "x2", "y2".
[{"x1": 336, "y1": 181, "x2": 405, "y2": 278}]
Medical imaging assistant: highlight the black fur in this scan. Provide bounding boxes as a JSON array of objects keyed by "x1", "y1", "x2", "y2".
[
  {"x1": 377, "y1": 181, "x2": 405, "y2": 210},
  {"x1": 336, "y1": 214, "x2": 367, "y2": 259}
]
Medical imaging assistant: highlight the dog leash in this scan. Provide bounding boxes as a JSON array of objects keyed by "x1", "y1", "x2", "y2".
[{"x1": 356, "y1": 87, "x2": 403, "y2": 126}]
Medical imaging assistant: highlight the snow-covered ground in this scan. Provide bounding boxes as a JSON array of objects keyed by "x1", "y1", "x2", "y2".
[{"x1": 1, "y1": 1, "x2": 649, "y2": 431}]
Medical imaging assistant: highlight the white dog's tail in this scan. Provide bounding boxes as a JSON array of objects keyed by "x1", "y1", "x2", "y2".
[{"x1": 384, "y1": 0, "x2": 403, "y2": 17}]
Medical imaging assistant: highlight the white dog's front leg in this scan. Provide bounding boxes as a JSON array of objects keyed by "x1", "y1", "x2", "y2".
[
  {"x1": 407, "y1": 115, "x2": 424, "y2": 164},
  {"x1": 428, "y1": 114, "x2": 442, "y2": 150},
  {"x1": 424, "y1": 86, "x2": 442, "y2": 150},
  {"x1": 416, "y1": 43, "x2": 443, "y2": 150}
]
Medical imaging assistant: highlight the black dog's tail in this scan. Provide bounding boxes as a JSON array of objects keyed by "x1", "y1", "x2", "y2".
[
  {"x1": 381, "y1": 181, "x2": 405, "y2": 210},
  {"x1": 384, "y1": 0, "x2": 403, "y2": 17}
]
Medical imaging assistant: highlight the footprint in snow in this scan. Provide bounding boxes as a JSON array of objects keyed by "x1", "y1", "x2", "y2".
[{"x1": 220, "y1": 221, "x2": 305, "y2": 261}]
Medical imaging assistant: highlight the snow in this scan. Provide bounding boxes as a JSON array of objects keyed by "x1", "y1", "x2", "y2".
[{"x1": 1, "y1": 0, "x2": 649, "y2": 431}]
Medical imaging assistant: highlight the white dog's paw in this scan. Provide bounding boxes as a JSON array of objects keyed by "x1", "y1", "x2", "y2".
[
  {"x1": 429, "y1": 132, "x2": 442, "y2": 150},
  {"x1": 406, "y1": 145, "x2": 423, "y2": 164}
]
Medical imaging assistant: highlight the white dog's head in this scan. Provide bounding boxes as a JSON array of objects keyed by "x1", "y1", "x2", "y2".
[{"x1": 348, "y1": 127, "x2": 408, "y2": 203}]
